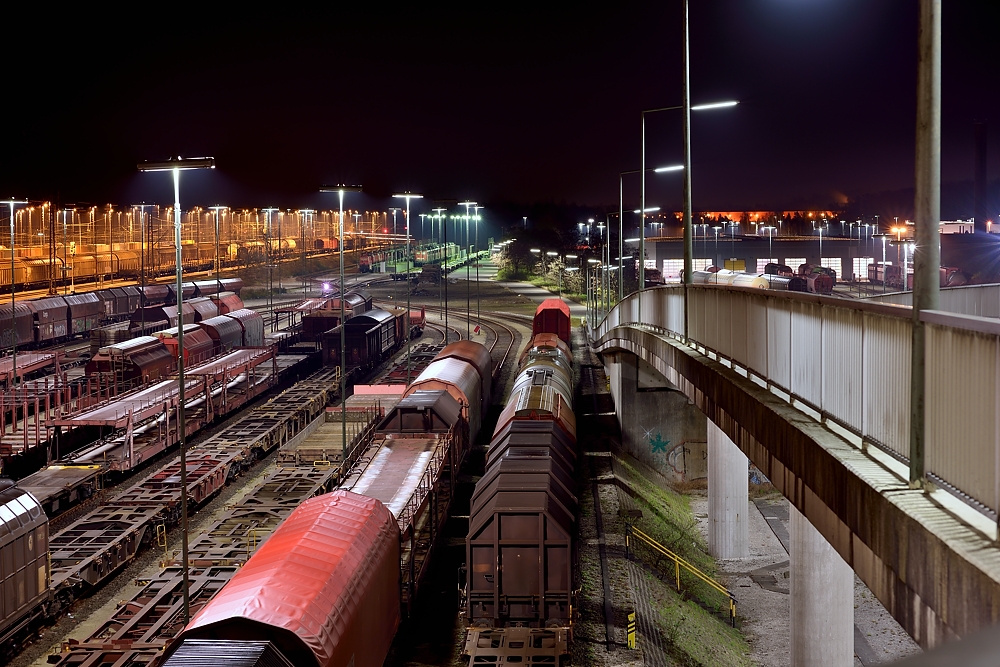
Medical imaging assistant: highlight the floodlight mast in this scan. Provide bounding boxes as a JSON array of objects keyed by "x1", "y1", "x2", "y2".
[
  {"x1": 320, "y1": 185, "x2": 362, "y2": 471},
  {"x1": 5, "y1": 199, "x2": 28, "y2": 389},
  {"x1": 136, "y1": 155, "x2": 215, "y2": 625},
  {"x1": 394, "y1": 193, "x2": 424, "y2": 384}
]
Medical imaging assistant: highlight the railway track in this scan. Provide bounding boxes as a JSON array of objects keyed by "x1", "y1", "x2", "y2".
[{"x1": 6, "y1": 367, "x2": 365, "y2": 665}]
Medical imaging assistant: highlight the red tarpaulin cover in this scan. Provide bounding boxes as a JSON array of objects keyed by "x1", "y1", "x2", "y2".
[{"x1": 175, "y1": 491, "x2": 400, "y2": 667}]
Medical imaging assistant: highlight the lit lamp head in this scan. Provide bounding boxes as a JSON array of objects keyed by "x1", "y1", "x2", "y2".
[{"x1": 137, "y1": 156, "x2": 215, "y2": 172}]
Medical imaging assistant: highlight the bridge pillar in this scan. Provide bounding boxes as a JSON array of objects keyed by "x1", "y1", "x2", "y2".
[
  {"x1": 707, "y1": 421, "x2": 748, "y2": 558},
  {"x1": 603, "y1": 351, "x2": 707, "y2": 483},
  {"x1": 790, "y1": 504, "x2": 853, "y2": 666}
]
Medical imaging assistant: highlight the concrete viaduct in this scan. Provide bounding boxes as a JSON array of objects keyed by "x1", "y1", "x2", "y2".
[{"x1": 589, "y1": 284, "x2": 1000, "y2": 665}]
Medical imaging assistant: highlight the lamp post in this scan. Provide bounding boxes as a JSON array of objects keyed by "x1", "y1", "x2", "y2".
[
  {"x1": 137, "y1": 156, "x2": 215, "y2": 625},
  {"x1": 432, "y1": 207, "x2": 447, "y2": 324},
  {"x1": 763, "y1": 226, "x2": 776, "y2": 268},
  {"x1": 875, "y1": 234, "x2": 888, "y2": 294},
  {"x1": 209, "y1": 206, "x2": 227, "y2": 316},
  {"x1": 473, "y1": 206, "x2": 482, "y2": 327},
  {"x1": 459, "y1": 202, "x2": 476, "y2": 337},
  {"x1": 393, "y1": 193, "x2": 422, "y2": 384},
  {"x1": 321, "y1": 185, "x2": 363, "y2": 482},
  {"x1": 892, "y1": 227, "x2": 906, "y2": 291},
  {"x1": 712, "y1": 226, "x2": 721, "y2": 267},
  {"x1": 619, "y1": 165, "x2": 683, "y2": 300},
  {"x1": 587, "y1": 258, "x2": 599, "y2": 323},
  {"x1": 262, "y1": 208, "x2": 280, "y2": 332},
  {"x1": 640, "y1": 89, "x2": 738, "y2": 327},
  {"x1": 5, "y1": 199, "x2": 28, "y2": 386}
]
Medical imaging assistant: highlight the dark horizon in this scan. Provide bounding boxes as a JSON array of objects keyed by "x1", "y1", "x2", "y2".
[{"x1": 3, "y1": 2, "x2": 998, "y2": 219}]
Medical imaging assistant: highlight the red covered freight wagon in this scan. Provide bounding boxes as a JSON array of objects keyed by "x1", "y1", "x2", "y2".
[
  {"x1": 532, "y1": 298, "x2": 571, "y2": 344},
  {"x1": 161, "y1": 491, "x2": 400, "y2": 667}
]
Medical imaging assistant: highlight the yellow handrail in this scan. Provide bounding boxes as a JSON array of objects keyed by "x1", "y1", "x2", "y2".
[{"x1": 626, "y1": 524, "x2": 737, "y2": 626}]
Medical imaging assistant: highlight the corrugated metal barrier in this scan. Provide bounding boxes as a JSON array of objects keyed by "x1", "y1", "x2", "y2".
[{"x1": 594, "y1": 285, "x2": 1000, "y2": 518}]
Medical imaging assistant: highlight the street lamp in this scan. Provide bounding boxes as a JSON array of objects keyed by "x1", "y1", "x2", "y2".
[
  {"x1": 209, "y1": 206, "x2": 227, "y2": 315},
  {"x1": 874, "y1": 233, "x2": 889, "y2": 294},
  {"x1": 640, "y1": 100, "x2": 738, "y2": 293},
  {"x1": 262, "y1": 208, "x2": 280, "y2": 331},
  {"x1": 137, "y1": 156, "x2": 215, "y2": 624},
  {"x1": 4, "y1": 199, "x2": 28, "y2": 387},
  {"x1": 393, "y1": 192, "x2": 423, "y2": 384},
  {"x1": 763, "y1": 226, "x2": 776, "y2": 269},
  {"x1": 472, "y1": 205, "x2": 483, "y2": 327},
  {"x1": 320, "y1": 184, "x2": 363, "y2": 484},
  {"x1": 459, "y1": 201, "x2": 476, "y2": 337},
  {"x1": 619, "y1": 165, "x2": 683, "y2": 300}
]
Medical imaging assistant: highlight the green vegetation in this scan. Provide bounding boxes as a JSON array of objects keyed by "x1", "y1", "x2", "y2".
[
  {"x1": 648, "y1": 574, "x2": 753, "y2": 667},
  {"x1": 615, "y1": 455, "x2": 752, "y2": 667}
]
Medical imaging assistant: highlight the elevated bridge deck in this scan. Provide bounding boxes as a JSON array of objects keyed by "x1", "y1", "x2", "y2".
[{"x1": 590, "y1": 284, "x2": 1000, "y2": 649}]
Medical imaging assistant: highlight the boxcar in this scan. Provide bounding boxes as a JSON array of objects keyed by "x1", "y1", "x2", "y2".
[
  {"x1": 207, "y1": 292, "x2": 243, "y2": 315},
  {"x1": 0, "y1": 482, "x2": 49, "y2": 652},
  {"x1": 161, "y1": 492, "x2": 400, "y2": 667},
  {"x1": 27, "y1": 297, "x2": 69, "y2": 345},
  {"x1": 86, "y1": 336, "x2": 174, "y2": 384},
  {"x1": 155, "y1": 324, "x2": 216, "y2": 366},
  {"x1": 532, "y1": 298, "x2": 571, "y2": 344},
  {"x1": 467, "y1": 419, "x2": 577, "y2": 628},
  {"x1": 187, "y1": 297, "x2": 220, "y2": 323},
  {"x1": 0, "y1": 303, "x2": 34, "y2": 349},
  {"x1": 223, "y1": 308, "x2": 265, "y2": 347},
  {"x1": 141, "y1": 284, "x2": 172, "y2": 306},
  {"x1": 66, "y1": 293, "x2": 104, "y2": 336},
  {"x1": 197, "y1": 315, "x2": 244, "y2": 353},
  {"x1": 345, "y1": 309, "x2": 397, "y2": 357}
]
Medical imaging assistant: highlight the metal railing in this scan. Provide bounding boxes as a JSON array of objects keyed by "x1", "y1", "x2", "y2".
[
  {"x1": 593, "y1": 285, "x2": 1000, "y2": 521},
  {"x1": 625, "y1": 523, "x2": 736, "y2": 626}
]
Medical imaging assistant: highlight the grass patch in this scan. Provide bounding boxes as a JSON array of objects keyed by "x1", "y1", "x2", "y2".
[
  {"x1": 615, "y1": 456, "x2": 739, "y2": 625},
  {"x1": 648, "y1": 571, "x2": 753, "y2": 667},
  {"x1": 614, "y1": 455, "x2": 752, "y2": 666}
]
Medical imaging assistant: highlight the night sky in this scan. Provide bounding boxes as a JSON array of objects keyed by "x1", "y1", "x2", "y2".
[{"x1": 4, "y1": 2, "x2": 998, "y2": 218}]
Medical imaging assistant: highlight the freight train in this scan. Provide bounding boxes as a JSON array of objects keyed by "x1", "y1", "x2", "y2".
[
  {"x1": 159, "y1": 340, "x2": 494, "y2": 667},
  {"x1": 319, "y1": 304, "x2": 427, "y2": 372},
  {"x1": 86, "y1": 305, "x2": 263, "y2": 387},
  {"x1": 463, "y1": 299, "x2": 576, "y2": 664},
  {"x1": 0, "y1": 367, "x2": 344, "y2": 662},
  {"x1": 0, "y1": 279, "x2": 243, "y2": 354},
  {"x1": 0, "y1": 238, "x2": 352, "y2": 294}
]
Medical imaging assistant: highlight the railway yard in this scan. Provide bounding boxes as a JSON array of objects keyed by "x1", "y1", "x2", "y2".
[
  {"x1": 1, "y1": 262, "x2": 787, "y2": 667},
  {"x1": 0, "y1": 265, "x2": 538, "y2": 666}
]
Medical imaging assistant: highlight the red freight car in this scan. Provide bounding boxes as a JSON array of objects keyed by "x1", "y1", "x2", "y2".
[
  {"x1": 207, "y1": 291, "x2": 243, "y2": 315},
  {"x1": 197, "y1": 315, "x2": 245, "y2": 353},
  {"x1": 65, "y1": 293, "x2": 104, "y2": 336},
  {"x1": 162, "y1": 491, "x2": 400, "y2": 667},
  {"x1": 223, "y1": 308, "x2": 265, "y2": 347},
  {"x1": 532, "y1": 298, "x2": 571, "y2": 344},
  {"x1": 155, "y1": 324, "x2": 216, "y2": 366}
]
